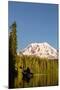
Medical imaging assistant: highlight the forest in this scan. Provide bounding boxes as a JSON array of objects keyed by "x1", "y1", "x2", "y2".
[{"x1": 15, "y1": 55, "x2": 58, "y2": 88}]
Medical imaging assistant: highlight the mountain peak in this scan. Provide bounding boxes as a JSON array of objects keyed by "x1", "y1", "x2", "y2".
[{"x1": 19, "y1": 42, "x2": 58, "y2": 59}]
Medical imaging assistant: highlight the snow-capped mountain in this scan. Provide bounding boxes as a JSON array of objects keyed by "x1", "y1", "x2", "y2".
[{"x1": 19, "y1": 42, "x2": 58, "y2": 59}]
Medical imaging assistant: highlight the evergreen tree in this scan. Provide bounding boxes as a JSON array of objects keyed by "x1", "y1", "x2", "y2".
[{"x1": 9, "y1": 22, "x2": 17, "y2": 88}]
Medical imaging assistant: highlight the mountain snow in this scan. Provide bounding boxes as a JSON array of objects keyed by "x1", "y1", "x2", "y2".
[{"x1": 19, "y1": 42, "x2": 58, "y2": 59}]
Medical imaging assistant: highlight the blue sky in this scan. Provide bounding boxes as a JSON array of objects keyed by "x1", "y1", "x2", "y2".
[{"x1": 8, "y1": 1, "x2": 58, "y2": 52}]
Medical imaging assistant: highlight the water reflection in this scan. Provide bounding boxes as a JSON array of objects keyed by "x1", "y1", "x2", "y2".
[
  {"x1": 15, "y1": 65, "x2": 58, "y2": 88},
  {"x1": 22, "y1": 67, "x2": 33, "y2": 83},
  {"x1": 15, "y1": 72, "x2": 58, "y2": 88}
]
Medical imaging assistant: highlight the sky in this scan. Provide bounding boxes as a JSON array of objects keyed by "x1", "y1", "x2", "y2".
[{"x1": 8, "y1": 1, "x2": 58, "y2": 52}]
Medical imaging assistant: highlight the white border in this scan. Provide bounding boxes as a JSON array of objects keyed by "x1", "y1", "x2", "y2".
[
  {"x1": 0, "y1": 0, "x2": 60, "y2": 90},
  {"x1": 8, "y1": 0, "x2": 60, "y2": 4}
]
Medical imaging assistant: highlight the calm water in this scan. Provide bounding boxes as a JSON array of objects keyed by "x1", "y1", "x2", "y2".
[
  {"x1": 14, "y1": 60, "x2": 58, "y2": 88},
  {"x1": 15, "y1": 73, "x2": 58, "y2": 88}
]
